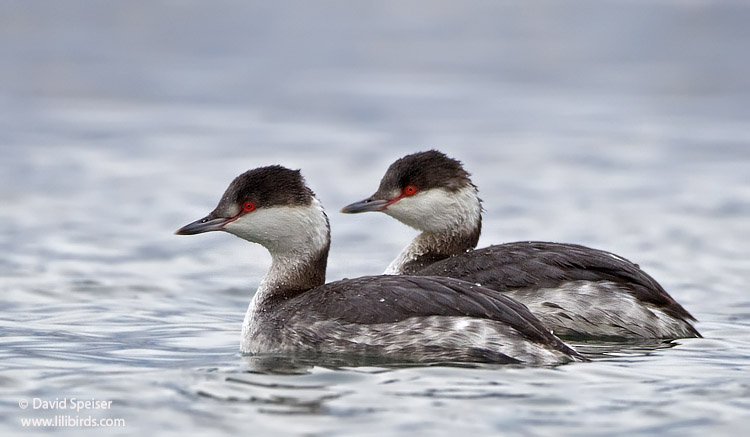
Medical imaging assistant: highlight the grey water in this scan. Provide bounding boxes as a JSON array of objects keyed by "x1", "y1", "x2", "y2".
[{"x1": 1, "y1": 1, "x2": 750, "y2": 435}]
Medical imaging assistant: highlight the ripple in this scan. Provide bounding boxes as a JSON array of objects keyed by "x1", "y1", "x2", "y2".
[{"x1": 2, "y1": 2, "x2": 750, "y2": 435}]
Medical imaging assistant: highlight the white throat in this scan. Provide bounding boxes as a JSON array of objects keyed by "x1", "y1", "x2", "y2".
[{"x1": 383, "y1": 185, "x2": 481, "y2": 274}]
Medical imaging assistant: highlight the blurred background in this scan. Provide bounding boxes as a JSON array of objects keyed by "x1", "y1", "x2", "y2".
[
  {"x1": 2, "y1": 0, "x2": 748, "y2": 299},
  {"x1": 1, "y1": 1, "x2": 749, "y2": 435}
]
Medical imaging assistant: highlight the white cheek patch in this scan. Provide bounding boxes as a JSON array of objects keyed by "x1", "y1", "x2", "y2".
[
  {"x1": 223, "y1": 209, "x2": 275, "y2": 244},
  {"x1": 223, "y1": 199, "x2": 329, "y2": 254},
  {"x1": 385, "y1": 186, "x2": 480, "y2": 233}
]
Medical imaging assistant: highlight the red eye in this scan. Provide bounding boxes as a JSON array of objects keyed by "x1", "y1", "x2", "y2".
[
  {"x1": 403, "y1": 185, "x2": 418, "y2": 196},
  {"x1": 242, "y1": 201, "x2": 256, "y2": 212}
]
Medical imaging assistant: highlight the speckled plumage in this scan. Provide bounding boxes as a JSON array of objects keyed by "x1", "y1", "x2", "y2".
[
  {"x1": 243, "y1": 275, "x2": 581, "y2": 364},
  {"x1": 414, "y1": 242, "x2": 699, "y2": 338}
]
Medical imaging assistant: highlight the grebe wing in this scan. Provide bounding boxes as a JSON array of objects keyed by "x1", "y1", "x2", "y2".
[
  {"x1": 416, "y1": 241, "x2": 696, "y2": 323},
  {"x1": 278, "y1": 275, "x2": 565, "y2": 348}
]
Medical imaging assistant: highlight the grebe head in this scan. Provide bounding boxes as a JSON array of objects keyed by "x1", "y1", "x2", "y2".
[
  {"x1": 176, "y1": 165, "x2": 329, "y2": 256},
  {"x1": 341, "y1": 150, "x2": 481, "y2": 233}
]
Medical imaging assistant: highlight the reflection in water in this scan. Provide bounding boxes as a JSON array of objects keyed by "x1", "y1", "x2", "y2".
[
  {"x1": 189, "y1": 338, "x2": 683, "y2": 416},
  {"x1": 571, "y1": 338, "x2": 679, "y2": 359},
  {"x1": 240, "y1": 353, "x2": 509, "y2": 374}
]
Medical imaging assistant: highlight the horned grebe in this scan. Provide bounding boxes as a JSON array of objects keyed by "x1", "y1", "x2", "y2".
[
  {"x1": 341, "y1": 151, "x2": 700, "y2": 339},
  {"x1": 175, "y1": 165, "x2": 584, "y2": 364}
]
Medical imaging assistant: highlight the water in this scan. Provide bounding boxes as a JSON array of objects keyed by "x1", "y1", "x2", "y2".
[{"x1": 1, "y1": 1, "x2": 750, "y2": 435}]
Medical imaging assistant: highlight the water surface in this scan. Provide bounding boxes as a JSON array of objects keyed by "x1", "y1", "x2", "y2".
[{"x1": 1, "y1": 1, "x2": 749, "y2": 435}]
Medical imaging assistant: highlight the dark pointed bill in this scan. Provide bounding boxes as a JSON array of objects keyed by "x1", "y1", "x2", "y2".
[
  {"x1": 175, "y1": 216, "x2": 231, "y2": 235},
  {"x1": 340, "y1": 197, "x2": 390, "y2": 214}
]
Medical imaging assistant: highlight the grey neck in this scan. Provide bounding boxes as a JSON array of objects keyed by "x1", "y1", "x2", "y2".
[
  {"x1": 385, "y1": 218, "x2": 481, "y2": 275},
  {"x1": 259, "y1": 246, "x2": 330, "y2": 302}
]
